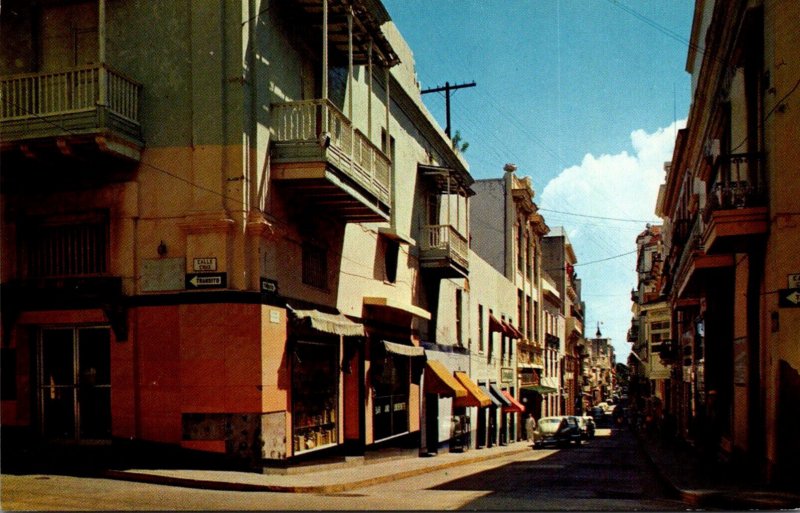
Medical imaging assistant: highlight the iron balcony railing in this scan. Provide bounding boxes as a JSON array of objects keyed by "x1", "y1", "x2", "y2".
[
  {"x1": 271, "y1": 99, "x2": 391, "y2": 206},
  {"x1": 703, "y1": 153, "x2": 766, "y2": 221},
  {"x1": 419, "y1": 224, "x2": 469, "y2": 270},
  {"x1": 1, "y1": 64, "x2": 141, "y2": 134}
]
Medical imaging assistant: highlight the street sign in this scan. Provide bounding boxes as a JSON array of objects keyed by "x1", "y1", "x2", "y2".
[
  {"x1": 260, "y1": 277, "x2": 278, "y2": 295},
  {"x1": 789, "y1": 273, "x2": 800, "y2": 289},
  {"x1": 778, "y1": 288, "x2": 800, "y2": 308},
  {"x1": 185, "y1": 272, "x2": 227, "y2": 289},
  {"x1": 193, "y1": 257, "x2": 217, "y2": 272}
]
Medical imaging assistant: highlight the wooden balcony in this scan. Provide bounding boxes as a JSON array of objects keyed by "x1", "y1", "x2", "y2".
[
  {"x1": 419, "y1": 224, "x2": 469, "y2": 278},
  {"x1": 675, "y1": 215, "x2": 734, "y2": 298},
  {"x1": 271, "y1": 99, "x2": 391, "y2": 223},
  {"x1": 0, "y1": 64, "x2": 143, "y2": 161},
  {"x1": 702, "y1": 183, "x2": 767, "y2": 258}
]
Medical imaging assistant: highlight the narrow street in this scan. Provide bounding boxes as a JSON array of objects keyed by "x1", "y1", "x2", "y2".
[{"x1": 2, "y1": 428, "x2": 690, "y2": 511}]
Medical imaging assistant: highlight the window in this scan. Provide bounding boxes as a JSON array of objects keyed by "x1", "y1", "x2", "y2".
[
  {"x1": 23, "y1": 212, "x2": 108, "y2": 278},
  {"x1": 516, "y1": 222, "x2": 524, "y2": 271},
  {"x1": 478, "y1": 305, "x2": 484, "y2": 352},
  {"x1": 526, "y1": 230, "x2": 533, "y2": 279},
  {"x1": 500, "y1": 315, "x2": 506, "y2": 360},
  {"x1": 302, "y1": 243, "x2": 328, "y2": 289},
  {"x1": 384, "y1": 239, "x2": 399, "y2": 283},
  {"x1": 526, "y1": 295, "x2": 533, "y2": 340},
  {"x1": 517, "y1": 290, "x2": 524, "y2": 338}
]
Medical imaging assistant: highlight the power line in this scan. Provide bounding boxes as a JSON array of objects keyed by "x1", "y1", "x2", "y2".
[{"x1": 538, "y1": 208, "x2": 659, "y2": 224}]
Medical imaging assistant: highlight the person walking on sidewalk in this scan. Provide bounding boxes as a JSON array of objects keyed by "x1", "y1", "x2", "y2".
[{"x1": 525, "y1": 414, "x2": 537, "y2": 447}]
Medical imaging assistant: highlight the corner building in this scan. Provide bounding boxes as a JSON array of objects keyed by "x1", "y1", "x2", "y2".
[{"x1": 0, "y1": 0, "x2": 475, "y2": 467}]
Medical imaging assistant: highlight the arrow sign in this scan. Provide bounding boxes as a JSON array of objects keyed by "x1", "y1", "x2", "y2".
[
  {"x1": 778, "y1": 288, "x2": 800, "y2": 308},
  {"x1": 185, "y1": 272, "x2": 227, "y2": 289}
]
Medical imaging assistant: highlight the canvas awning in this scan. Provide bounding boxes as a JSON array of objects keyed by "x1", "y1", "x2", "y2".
[
  {"x1": 382, "y1": 340, "x2": 425, "y2": 357},
  {"x1": 480, "y1": 385, "x2": 502, "y2": 407},
  {"x1": 364, "y1": 297, "x2": 431, "y2": 320},
  {"x1": 505, "y1": 322, "x2": 524, "y2": 339},
  {"x1": 501, "y1": 390, "x2": 525, "y2": 414},
  {"x1": 521, "y1": 384, "x2": 558, "y2": 395},
  {"x1": 453, "y1": 371, "x2": 492, "y2": 408},
  {"x1": 424, "y1": 360, "x2": 467, "y2": 398},
  {"x1": 489, "y1": 314, "x2": 507, "y2": 334},
  {"x1": 488, "y1": 384, "x2": 512, "y2": 407},
  {"x1": 290, "y1": 308, "x2": 365, "y2": 337}
]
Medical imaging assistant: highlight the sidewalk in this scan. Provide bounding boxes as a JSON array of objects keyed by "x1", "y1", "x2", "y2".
[
  {"x1": 102, "y1": 441, "x2": 534, "y2": 494},
  {"x1": 635, "y1": 428, "x2": 800, "y2": 510}
]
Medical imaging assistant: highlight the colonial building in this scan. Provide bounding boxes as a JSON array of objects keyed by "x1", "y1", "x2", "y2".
[
  {"x1": 542, "y1": 226, "x2": 585, "y2": 416},
  {"x1": 629, "y1": 225, "x2": 671, "y2": 406},
  {"x1": 656, "y1": 0, "x2": 799, "y2": 483},
  {"x1": 469, "y1": 166, "x2": 547, "y2": 432},
  {"x1": 0, "y1": 0, "x2": 477, "y2": 467}
]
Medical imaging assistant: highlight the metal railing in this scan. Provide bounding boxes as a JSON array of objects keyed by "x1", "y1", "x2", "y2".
[
  {"x1": 419, "y1": 224, "x2": 469, "y2": 270},
  {"x1": 1, "y1": 64, "x2": 141, "y2": 123},
  {"x1": 271, "y1": 99, "x2": 391, "y2": 205},
  {"x1": 703, "y1": 153, "x2": 766, "y2": 221}
]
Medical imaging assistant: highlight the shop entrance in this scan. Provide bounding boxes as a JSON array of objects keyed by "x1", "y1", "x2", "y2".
[{"x1": 39, "y1": 327, "x2": 111, "y2": 441}]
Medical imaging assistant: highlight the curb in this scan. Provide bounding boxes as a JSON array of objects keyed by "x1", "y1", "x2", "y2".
[
  {"x1": 102, "y1": 446, "x2": 533, "y2": 493},
  {"x1": 635, "y1": 432, "x2": 800, "y2": 510}
]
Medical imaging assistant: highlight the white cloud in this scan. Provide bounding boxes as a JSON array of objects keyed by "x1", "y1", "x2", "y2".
[{"x1": 540, "y1": 119, "x2": 686, "y2": 361}]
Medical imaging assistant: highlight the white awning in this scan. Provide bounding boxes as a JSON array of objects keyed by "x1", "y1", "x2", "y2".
[
  {"x1": 290, "y1": 308, "x2": 365, "y2": 337},
  {"x1": 383, "y1": 340, "x2": 425, "y2": 357}
]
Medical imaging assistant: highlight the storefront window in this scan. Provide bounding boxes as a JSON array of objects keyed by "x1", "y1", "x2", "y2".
[
  {"x1": 373, "y1": 354, "x2": 409, "y2": 441},
  {"x1": 292, "y1": 340, "x2": 338, "y2": 454}
]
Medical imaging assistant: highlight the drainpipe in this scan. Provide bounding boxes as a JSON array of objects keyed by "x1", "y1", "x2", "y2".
[
  {"x1": 347, "y1": 8, "x2": 353, "y2": 121},
  {"x1": 321, "y1": 0, "x2": 328, "y2": 129}
]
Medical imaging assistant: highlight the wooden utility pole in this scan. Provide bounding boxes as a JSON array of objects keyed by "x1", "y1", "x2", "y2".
[{"x1": 421, "y1": 81, "x2": 476, "y2": 138}]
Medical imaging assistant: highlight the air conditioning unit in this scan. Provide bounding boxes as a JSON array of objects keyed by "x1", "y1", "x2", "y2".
[{"x1": 704, "y1": 138, "x2": 720, "y2": 162}]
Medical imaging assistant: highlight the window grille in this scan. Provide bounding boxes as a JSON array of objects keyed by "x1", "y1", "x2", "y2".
[
  {"x1": 302, "y1": 243, "x2": 328, "y2": 289},
  {"x1": 23, "y1": 214, "x2": 108, "y2": 278}
]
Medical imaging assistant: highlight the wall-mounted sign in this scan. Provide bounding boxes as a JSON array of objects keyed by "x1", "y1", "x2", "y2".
[
  {"x1": 193, "y1": 257, "x2": 218, "y2": 272},
  {"x1": 185, "y1": 272, "x2": 227, "y2": 289},
  {"x1": 501, "y1": 367, "x2": 514, "y2": 383},
  {"x1": 260, "y1": 277, "x2": 278, "y2": 295},
  {"x1": 788, "y1": 273, "x2": 800, "y2": 289},
  {"x1": 779, "y1": 288, "x2": 800, "y2": 308}
]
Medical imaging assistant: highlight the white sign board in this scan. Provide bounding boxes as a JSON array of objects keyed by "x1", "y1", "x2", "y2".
[{"x1": 193, "y1": 257, "x2": 218, "y2": 272}]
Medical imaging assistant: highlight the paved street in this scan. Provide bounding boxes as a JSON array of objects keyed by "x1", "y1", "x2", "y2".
[{"x1": 2, "y1": 428, "x2": 689, "y2": 511}]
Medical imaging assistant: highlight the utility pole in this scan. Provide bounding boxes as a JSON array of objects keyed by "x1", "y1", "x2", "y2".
[{"x1": 421, "y1": 81, "x2": 476, "y2": 138}]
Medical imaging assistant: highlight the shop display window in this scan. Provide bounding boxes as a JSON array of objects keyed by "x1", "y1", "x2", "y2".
[
  {"x1": 292, "y1": 340, "x2": 339, "y2": 454},
  {"x1": 373, "y1": 354, "x2": 409, "y2": 441}
]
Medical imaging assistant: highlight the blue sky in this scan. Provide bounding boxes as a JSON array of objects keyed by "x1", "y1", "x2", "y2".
[{"x1": 383, "y1": 0, "x2": 695, "y2": 359}]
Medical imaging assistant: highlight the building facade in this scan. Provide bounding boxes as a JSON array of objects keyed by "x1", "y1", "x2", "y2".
[
  {"x1": 0, "y1": 0, "x2": 482, "y2": 467},
  {"x1": 655, "y1": 0, "x2": 800, "y2": 484}
]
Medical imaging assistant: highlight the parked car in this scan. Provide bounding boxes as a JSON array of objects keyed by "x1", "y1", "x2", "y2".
[
  {"x1": 535, "y1": 416, "x2": 582, "y2": 447},
  {"x1": 578, "y1": 415, "x2": 596, "y2": 440}
]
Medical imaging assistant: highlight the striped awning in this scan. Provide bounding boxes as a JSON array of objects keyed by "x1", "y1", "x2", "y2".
[{"x1": 453, "y1": 371, "x2": 492, "y2": 408}]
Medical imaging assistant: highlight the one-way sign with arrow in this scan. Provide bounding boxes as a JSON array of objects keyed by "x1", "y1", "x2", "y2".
[
  {"x1": 185, "y1": 272, "x2": 227, "y2": 289},
  {"x1": 778, "y1": 288, "x2": 800, "y2": 307}
]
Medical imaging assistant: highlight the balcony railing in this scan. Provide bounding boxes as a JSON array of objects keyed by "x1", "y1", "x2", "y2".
[
  {"x1": 1, "y1": 64, "x2": 142, "y2": 146},
  {"x1": 271, "y1": 99, "x2": 391, "y2": 207},
  {"x1": 419, "y1": 224, "x2": 469, "y2": 271}
]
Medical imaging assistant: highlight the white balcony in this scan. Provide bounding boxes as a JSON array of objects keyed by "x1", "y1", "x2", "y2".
[
  {"x1": 1, "y1": 64, "x2": 143, "y2": 161},
  {"x1": 271, "y1": 99, "x2": 391, "y2": 222},
  {"x1": 419, "y1": 224, "x2": 469, "y2": 278}
]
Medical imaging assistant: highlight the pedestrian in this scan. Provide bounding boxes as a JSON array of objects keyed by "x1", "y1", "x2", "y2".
[{"x1": 525, "y1": 413, "x2": 537, "y2": 447}]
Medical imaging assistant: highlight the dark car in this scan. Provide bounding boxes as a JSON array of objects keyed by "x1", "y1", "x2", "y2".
[{"x1": 535, "y1": 416, "x2": 582, "y2": 447}]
